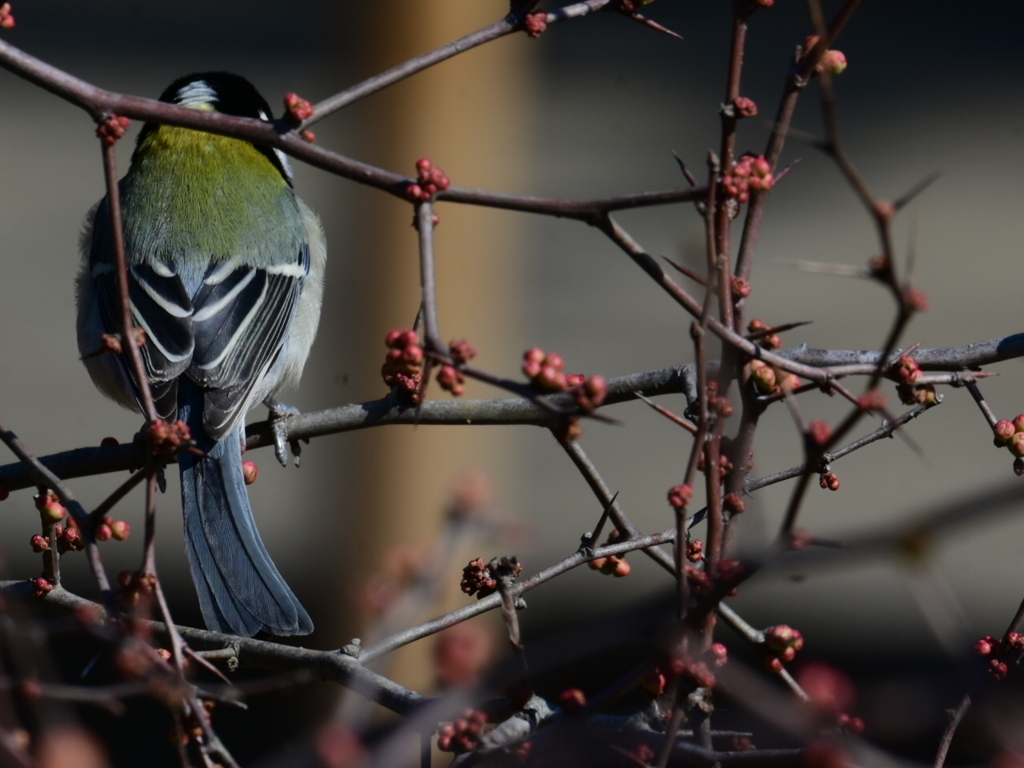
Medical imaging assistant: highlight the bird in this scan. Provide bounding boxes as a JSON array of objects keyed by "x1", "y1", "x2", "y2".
[{"x1": 76, "y1": 72, "x2": 325, "y2": 637}]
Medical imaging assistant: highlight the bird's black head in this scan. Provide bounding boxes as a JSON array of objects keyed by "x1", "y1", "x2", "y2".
[
  {"x1": 136, "y1": 72, "x2": 292, "y2": 183},
  {"x1": 158, "y1": 72, "x2": 275, "y2": 120}
]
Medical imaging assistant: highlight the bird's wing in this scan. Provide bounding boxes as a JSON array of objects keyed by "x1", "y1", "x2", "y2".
[
  {"x1": 188, "y1": 244, "x2": 310, "y2": 440},
  {"x1": 91, "y1": 246, "x2": 194, "y2": 421}
]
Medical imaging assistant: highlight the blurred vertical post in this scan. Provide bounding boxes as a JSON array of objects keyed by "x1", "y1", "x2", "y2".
[{"x1": 339, "y1": 2, "x2": 536, "y2": 695}]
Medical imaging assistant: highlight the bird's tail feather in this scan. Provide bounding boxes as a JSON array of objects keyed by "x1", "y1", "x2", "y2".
[{"x1": 178, "y1": 383, "x2": 313, "y2": 637}]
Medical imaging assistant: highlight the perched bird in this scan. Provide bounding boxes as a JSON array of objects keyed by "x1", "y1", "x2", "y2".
[{"x1": 76, "y1": 73, "x2": 325, "y2": 636}]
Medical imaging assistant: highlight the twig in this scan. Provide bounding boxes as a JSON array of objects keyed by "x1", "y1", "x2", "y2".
[
  {"x1": 0, "y1": 422, "x2": 112, "y2": 595},
  {"x1": 357, "y1": 527, "x2": 676, "y2": 663},
  {"x1": 553, "y1": 432, "x2": 677, "y2": 574},
  {"x1": 745, "y1": 401, "x2": 938, "y2": 494},
  {"x1": 933, "y1": 694, "x2": 970, "y2": 768},
  {"x1": 100, "y1": 141, "x2": 157, "y2": 424}
]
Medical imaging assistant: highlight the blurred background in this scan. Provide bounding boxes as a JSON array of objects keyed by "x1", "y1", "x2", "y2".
[{"x1": 1, "y1": 1, "x2": 1024, "y2": 765}]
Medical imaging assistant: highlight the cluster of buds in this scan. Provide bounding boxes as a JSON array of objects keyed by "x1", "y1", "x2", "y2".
[
  {"x1": 460, "y1": 558, "x2": 496, "y2": 598},
  {"x1": 86, "y1": 329, "x2": 146, "y2": 359},
  {"x1": 685, "y1": 565, "x2": 711, "y2": 595},
  {"x1": 96, "y1": 115, "x2": 131, "y2": 146},
  {"x1": 896, "y1": 381, "x2": 938, "y2": 406},
  {"x1": 521, "y1": 348, "x2": 607, "y2": 412},
  {"x1": 836, "y1": 713, "x2": 865, "y2": 734},
  {"x1": 993, "y1": 416, "x2": 1024, "y2": 460},
  {"x1": 643, "y1": 651, "x2": 719, "y2": 700},
  {"x1": 116, "y1": 570, "x2": 157, "y2": 610},
  {"x1": 559, "y1": 688, "x2": 587, "y2": 712},
  {"x1": 686, "y1": 539, "x2": 704, "y2": 562},
  {"x1": 697, "y1": 450, "x2": 733, "y2": 480},
  {"x1": 797, "y1": 662, "x2": 865, "y2": 734},
  {"x1": 32, "y1": 577, "x2": 54, "y2": 598},
  {"x1": 706, "y1": 380, "x2": 733, "y2": 418},
  {"x1": 713, "y1": 558, "x2": 745, "y2": 596},
  {"x1": 722, "y1": 154, "x2": 774, "y2": 203},
  {"x1": 710, "y1": 642, "x2": 729, "y2": 668},
  {"x1": 976, "y1": 633, "x2": 1024, "y2": 680},
  {"x1": 460, "y1": 556, "x2": 521, "y2": 599},
  {"x1": 764, "y1": 624, "x2": 804, "y2": 670},
  {"x1": 803, "y1": 36, "x2": 848, "y2": 76},
  {"x1": 668, "y1": 483, "x2": 693, "y2": 510},
  {"x1": 894, "y1": 355, "x2": 920, "y2": 385},
  {"x1": 731, "y1": 96, "x2": 758, "y2": 118},
  {"x1": 437, "y1": 709, "x2": 488, "y2": 753},
  {"x1": 903, "y1": 286, "x2": 928, "y2": 313},
  {"x1": 0, "y1": 3, "x2": 14, "y2": 29},
  {"x1": 819, "y1": 471, "x2": 840, "y2": 491},
  {"x1": 521, "y1": 349, "x2": 607, "y2": 406},
  {"x1": 731, "y1": 276, "x2": 752, "y2": 299},
  {"x1": 748, "y1": 358, "x2": 802, "y2": 396},
  {"x1": 523, "y1": 10, "x2": 547, "y2": 38},
  {"x1": 382, "y1": 329, "x2": 424, "y2": 401},
  {"x1": 857, "y1": 388, "x2": 887, "y2": 413},
  {"x1": 283, "y1": 93, "x2": 314, "y2": 123},
  {"x1": 808, "y1": 420, "x2": 833, "y2": 447},
  {"x1": 34, "y1": 490, "x2": 66, "y2": 525},
  {"x1": 407, "y1": 158, "x2": 451, "y2": 203},
  {"x1": 724, "y1": 492, "x2": 746, "y2": 515},
  {"x1": 747, "y1": 318, "x2": 782, "y2": 350},
  {"x1": 436, "y1": 340, "x2": 477, "y2": 397},
  {"x1": 146, "y1": 419, "x2": 191, "y2": 455},
  {"x1": 553, "y1": 416, "x2": 583, "y2": 444},
  {"x1": 39, "y1": 504, "x2": 126, "y2": 554},
  {"x1": 588, "y1": 529, "x2": 631, "y2": 578}
]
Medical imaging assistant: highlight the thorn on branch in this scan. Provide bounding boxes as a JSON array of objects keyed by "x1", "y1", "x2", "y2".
[{"x1": 615, "y1": 3, "x2": 684, "y2": 40}]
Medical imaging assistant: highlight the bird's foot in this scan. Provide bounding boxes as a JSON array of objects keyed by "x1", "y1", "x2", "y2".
[{"x1": 266, "y1": 400, "x2": 303, "y2": 468}]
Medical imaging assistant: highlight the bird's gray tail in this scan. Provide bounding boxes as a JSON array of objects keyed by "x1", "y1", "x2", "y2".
[{"x1": 178, "y1": 382, "x2": 313, "y2": 637}]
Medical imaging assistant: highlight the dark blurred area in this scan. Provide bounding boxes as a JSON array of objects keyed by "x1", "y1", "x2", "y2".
[{"x1": 2, "y1": 0, "x2": 1024, "y2": 765}]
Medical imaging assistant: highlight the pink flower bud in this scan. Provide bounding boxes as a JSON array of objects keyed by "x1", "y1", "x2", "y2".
[
  {"x1": 820, "y1": 50, "x2": 847, "y2": 75},
  {"x1": 994, "y1": 420, "x2": 1016, "y2": 445},
  {"x1": 559, "y1": 688, "x2": 586, "y2": 712},
  {"x1": 808, "y1": 420, "x2": 832, "y2": 446},
  {"x1": 543, "y1": 352, "x2": 565, "y2": 371},
  {"x1": 110, "y1": 520, "x2": 131, "y2": 541},
  {"x1": 242, "y1": 461, "x2": 259, "y2": 485},
  {"x1": 668, "y1": 483, "x2": 693, "y2": 510},
  {"x1": 733, "y1": 96, "x2": 758, "y2": 117},
  {"x1": 642, "y1": 669, "x2": 667, "y2": 698},
  {"x1": 751, "y1": 363, "x2": 776, "y2": 394}
]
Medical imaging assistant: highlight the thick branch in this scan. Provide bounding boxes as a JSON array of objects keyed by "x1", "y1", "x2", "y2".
[{"x1": 1, "y1": 332, "x2": 1020, "y2": 491}]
